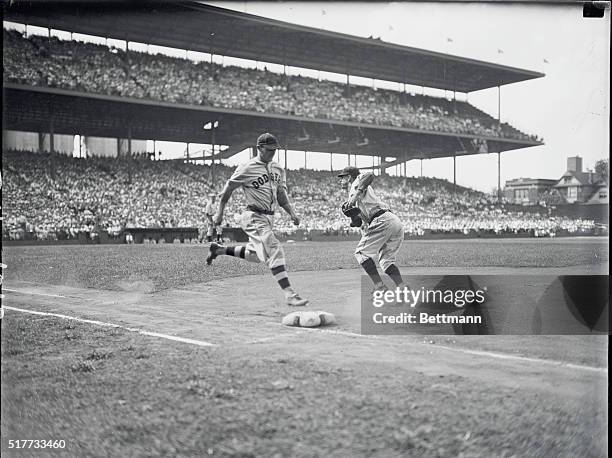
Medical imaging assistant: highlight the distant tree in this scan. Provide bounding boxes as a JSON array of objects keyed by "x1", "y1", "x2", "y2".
[
  {"x1": 594, "y1": 159, "x2": 609, "y2": 183},
  {"x1": 538, "y1": 188, "x2": 565, "y2": 206}
]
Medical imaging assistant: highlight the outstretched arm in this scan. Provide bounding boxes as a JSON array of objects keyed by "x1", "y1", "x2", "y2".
[
  {"x1": 277, "y1": 186, "x2": 300, "y2": 226},
  {"x1": 214, "y1": 180, "x2": 241, "y2": 225},
  {"x1": 357, "y1": 172, "x2": 375, "y2": 191},
  {"x1": 348, "y1": 173, "x2": 375, "y2": 206}
]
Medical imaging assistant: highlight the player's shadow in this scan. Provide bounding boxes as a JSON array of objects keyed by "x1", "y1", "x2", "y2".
[
  {"x1": 412, "y1": 275, "x2": 493, "y2": 335},
  {"x1": 535, "y1": 275, "x2": 609, "y2": 333}
]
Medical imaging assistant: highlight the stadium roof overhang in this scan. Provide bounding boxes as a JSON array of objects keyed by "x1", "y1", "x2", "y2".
[
  {"x1": 3, "y1": 1, "x2": 544, "y2": 93},
  {"x1": 3, "y1": 85, "x2": 542, "y2": 160}
]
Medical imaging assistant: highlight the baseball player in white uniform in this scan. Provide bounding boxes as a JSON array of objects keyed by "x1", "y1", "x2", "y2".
[
  {"x1": 206, "y1": 133, "x2": 308, "y2": 306},
  {"x1": 205, "y1": 193, "x2": 222, "y2": 243},
  {"x1": 338, "y1": 166, "x2": 405, "y2": 291}
]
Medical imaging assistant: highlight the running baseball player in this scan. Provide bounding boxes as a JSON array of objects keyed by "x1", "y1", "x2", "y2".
[
  {"x1": 338, "y1": 166, "x2": 405, "y2": 292},
  {"x1": 206, "y1": 132, "x2": 308, "y2": 306},
  {"x1": 205, "y1": 193, "x2": 223, "y2": 243}
]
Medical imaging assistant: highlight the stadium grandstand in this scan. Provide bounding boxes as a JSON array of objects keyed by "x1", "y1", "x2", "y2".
[
  {"x1": 1, "y1": 149, "x2": 599, "y2": 242},
  {"x1": 4, "y1": 2, "x2": 600, "y2": 244}
]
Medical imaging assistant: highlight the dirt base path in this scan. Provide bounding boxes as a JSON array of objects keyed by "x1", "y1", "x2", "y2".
[{"x1": 4, "y1": 266, "x2": 607, "y2": 398}]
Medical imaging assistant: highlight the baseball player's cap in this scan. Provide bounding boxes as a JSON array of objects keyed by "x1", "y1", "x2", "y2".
[
  {"x1": 257, "y1": 132, "x2": 280, "y2": 149},
  {"x1": 337, "y1": 166, "x2": 360, "y2": 179}
]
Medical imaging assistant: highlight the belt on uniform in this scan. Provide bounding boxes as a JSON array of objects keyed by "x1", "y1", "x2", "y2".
[
  {"x1": 368, "y1": 209, "x2": 388, "y2": 224},
  {"x1": 247, "y1": 205, "x2": 274, "y2": 215}
]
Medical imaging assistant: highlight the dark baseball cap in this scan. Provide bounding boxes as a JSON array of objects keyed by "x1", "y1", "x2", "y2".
[
  {"x1": 257, "y1": 132, "x2": 280, "y2": 149},
  {"x1": 337, "y1": 166, "x2": 360, "y2": 178}
]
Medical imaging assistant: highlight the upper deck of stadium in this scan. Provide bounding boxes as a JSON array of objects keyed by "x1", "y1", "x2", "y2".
[
  {"x1": 2, "y1": 2, "x2": 544, "y2": 162},
  {"x1": 4, "y1": 1, "x2": 544, "y2": 93}
]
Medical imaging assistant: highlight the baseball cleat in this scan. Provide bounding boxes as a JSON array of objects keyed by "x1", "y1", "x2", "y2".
[
  {"x1": 371, "y1": 283, "x2": 389, "y2": 295},
  {"x1": 206, "y1": 242, "x2": 222, "y2": 265},
  {"x1": 286, "y1": 293, "x2": 308, "y2": 307}
]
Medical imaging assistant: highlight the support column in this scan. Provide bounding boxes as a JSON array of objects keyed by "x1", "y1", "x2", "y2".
[
  {"x1": 127, "y1": 135, "x2": 132, "y2": 184},
  {"x1": 453, "y1": 153, "x2": 456, "y2": 195},
  {"x1": 127, "y1": 125, "x2": 132, "y2": 156},
  {"x1": 345, "y1": 73, "x2": 350, "y2": 97},
  {"x1": 125, "y1": 41, "x2": 130, "y2": 78},
  {"x1": 284, "y1": 145, "x2": 288, "y2": 171},
  {"x1": 497, "y1": 152, "x2": 501, "y2": 203},
  {"x1": 49, "y1": 120, "x2": 54, "y2": 154},
  {"x1": 211, "y1": 128, "x2": 216, "y2": 185},
  {"x1": 497, "y1": 86, "x2": 501, "y2": 122},
  {"x1": 330, "y1": 152, "x2": 333, "y2": 172},
  {"x1": 304, "y1": 150, "x2": 307, "y2": 170},
  {"x1": 420, "y1": 158, "x2": 423, "y2": 177},
  {"x1": 48, "y1": 121, "x2": 55, "y2": 179},
  {"x1": 38, "y1": 132, "x2": 45, "y2": 153},
  {"x1": 153, "y1": 139, "x2": 156, "y2": 160},
  {"x1": 209, "y1": 32, "x2": 215, "y2": 65}
]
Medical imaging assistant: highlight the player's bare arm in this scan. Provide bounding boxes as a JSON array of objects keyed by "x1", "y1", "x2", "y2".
[
  {"x1": 277, "y1": 186, "x2": 300, "y2": 226},
  {"x1": 214, "y1": 180, "x2": 241, "y2": 225}
]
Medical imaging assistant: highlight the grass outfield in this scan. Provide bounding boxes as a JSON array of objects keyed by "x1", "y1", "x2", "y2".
[{"x1": 2, "y1": 238, "x2": 607, "y2": 292}]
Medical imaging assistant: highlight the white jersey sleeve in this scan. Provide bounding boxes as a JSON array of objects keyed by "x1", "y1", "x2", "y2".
[{"x1": 229, "y1": 163, "x2": 250, "y2": 185}]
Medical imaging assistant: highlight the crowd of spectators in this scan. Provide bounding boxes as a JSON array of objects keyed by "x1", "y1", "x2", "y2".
[
  {"x1": 2, "y1": 150, "x2": 599, "y2": 242},
  {"x1": 3, "y1": 30, "x2": 538, "y2": 142}
]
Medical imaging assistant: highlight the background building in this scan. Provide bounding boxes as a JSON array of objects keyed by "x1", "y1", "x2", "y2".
[
  {"x1": 504, "y1": 177, "x2": 556, "y2": 205},
  {"x1": 554, "y1": 156, "x2": 605, "y2": 204}
]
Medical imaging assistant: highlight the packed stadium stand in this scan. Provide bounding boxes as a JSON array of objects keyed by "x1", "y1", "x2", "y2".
[
  {"x1": 3, "y1": 30, "x2": 538, "y2": 142},
  {"x1": 2, "y1": 150, "x2": 597, "y2": 242}
]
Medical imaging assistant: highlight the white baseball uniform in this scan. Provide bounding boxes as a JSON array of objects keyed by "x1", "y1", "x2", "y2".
[
  {"x1": 349, "y1": 174, "x2": 404, "y2": 271},
  {"x1": 228, "y1": 157, "x2": 287, "y2": 269}
]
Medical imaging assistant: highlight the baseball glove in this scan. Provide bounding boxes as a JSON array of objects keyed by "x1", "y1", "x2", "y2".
[{"x1": 341, "y1": 201, "x2": 363, "y2": 228}]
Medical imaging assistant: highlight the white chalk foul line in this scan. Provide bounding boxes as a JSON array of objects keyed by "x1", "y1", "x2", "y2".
[
  {"x1": 3, "y1": 306, "x2": 217, "y2": 348},
  {"x1": 267, "y1": 322, "x2": 607, "y2": 373},
  {"x1": 3, "y1": 292, "x2": 607, "y2": 373},
  {"x1": 432, "y1": 345, "x2": 608, "y2": 373},
  {"x1": 3, "y1": 288, "x2": 67, "y2": 298}
]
